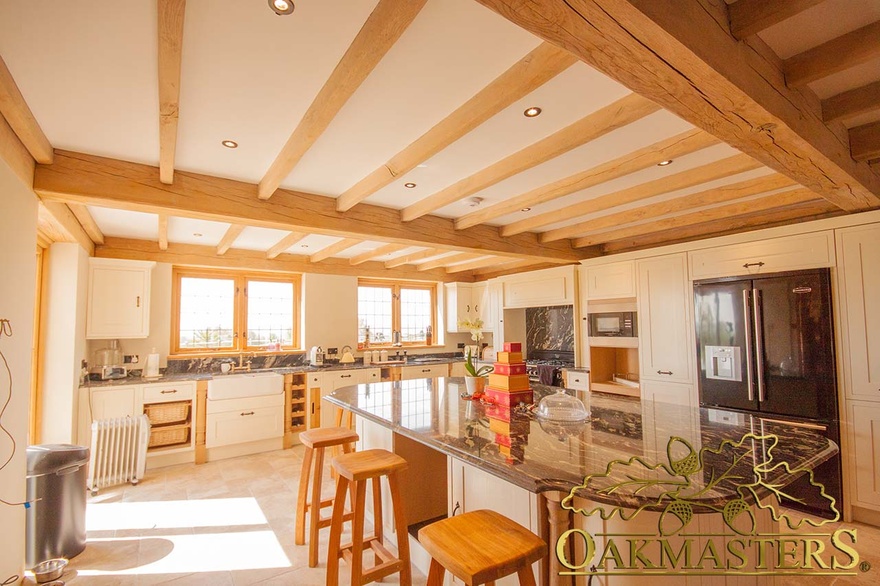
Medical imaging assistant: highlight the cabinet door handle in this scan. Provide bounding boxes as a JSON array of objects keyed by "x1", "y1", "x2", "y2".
[
  {"x1": 474, "y1": 304, "x2": 479, "y2": 313},
  {"x1": 240, "y1": 411, "x2": 255, "y2": 416},
  {"x1": 136, "y1": 295, "x2": 140, "y2": 308},
  {"x1": 452, "y1": 501, "x2": 461, "y2": 516},
  {"x1": 466, "y1": 304, "x2": 470, "y2": 312},
  {"x1": 743, "y1": 262, "x2": 765, "y2": 269},
  {"x1": 657, "y1": 370, "x2": 673, "y2": 376},
  {"x1": 341, "y1": 374, "x2": 352, "y2": 378},
  {"x1": 421, "y1": 369, "x2": 431, "y2": 373},
  {"x1": 160, "y1": 390, "x2": 177, "y2": 394}
]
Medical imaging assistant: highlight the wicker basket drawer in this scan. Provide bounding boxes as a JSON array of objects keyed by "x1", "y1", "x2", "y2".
[
  {"x1": 144, "y1": 400, "x2": 191, "y2": 426},
  {"x1": 148, "y1": 423, "x2": 191, "y2": 449}
]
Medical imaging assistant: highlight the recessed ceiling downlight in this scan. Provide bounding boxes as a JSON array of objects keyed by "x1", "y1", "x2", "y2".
[
  {"x1": 222, "y1": 140, "x2": 238, "y2": 149},
  {"x1": 523, "y1": 106, "x2": 542, "y2": 118},
  {"x1": 404, "y1": 182, "x2": 417, "y2": 189},
  {"x1": 521, "y1": 208, "x2": 531, "y2": 212},
  {"x1": 657, "y1": 159, "x2": 673, "y2": 166},
  {"x1": 269, "y1": 0, "x2": 295, "y2": 15}
]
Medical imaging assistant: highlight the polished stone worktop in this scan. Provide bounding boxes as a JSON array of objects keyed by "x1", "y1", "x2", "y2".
[{"x1": 325, "y1": 378, "x2": 838, "y2": 511}]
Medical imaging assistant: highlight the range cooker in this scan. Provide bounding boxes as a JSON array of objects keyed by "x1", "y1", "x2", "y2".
[{"x1": 525, "y1": 349, "x2": 575, "y2": 387}]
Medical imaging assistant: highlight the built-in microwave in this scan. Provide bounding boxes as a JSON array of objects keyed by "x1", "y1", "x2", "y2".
[{"x1": 588, "y1": 311, "x2": 637, "y2": 337}]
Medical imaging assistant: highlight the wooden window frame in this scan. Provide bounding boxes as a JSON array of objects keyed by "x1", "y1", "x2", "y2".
[
  {"x1": 171, "y1": 267, "x2": 302, "y2": 355},
  {"x1": 358, "y1": 278, "x2": 438, "y2": 348}
]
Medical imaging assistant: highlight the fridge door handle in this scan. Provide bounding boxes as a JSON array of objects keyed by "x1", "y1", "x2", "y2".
[
  {"x1": 742, "y1": 289, "x2": 755, "y2": 402},
  {"x1": 752, "y1": 288, "x2": 766, "y2": 403}
]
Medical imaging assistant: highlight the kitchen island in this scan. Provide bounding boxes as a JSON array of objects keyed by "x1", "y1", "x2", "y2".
[{"x1": 326, "y1": 378, "x2": 841, "y2": 585}]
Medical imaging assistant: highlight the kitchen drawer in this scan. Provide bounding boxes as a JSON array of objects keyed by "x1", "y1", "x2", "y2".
[
  {"x1": 306, "y1": 372, "x2": 323, "y2": 388},
  {"x1": 206, "y1": 392, "x2": 284, "y2": 414},
  {"x1": 205, "y1": 405, "x2": 284, "y2": 448},
  {"x1": 400, "y1": 364, "x2": 448, "y2": 380},
  {"x1": 564, "y1": 370, "x2": 590, "y2": 391},
  {"x1": 142, "y1": 381, "x2": 195, "y2": 403}
]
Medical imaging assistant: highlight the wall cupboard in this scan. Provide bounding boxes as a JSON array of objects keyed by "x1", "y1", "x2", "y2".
[
  {"x1": 584, "y1": 260, "x2": 636, "y2": 300},
  {"x1": 849, "y1": 402, "x2": 880, "y2": 509},
  {"x1": 86, "y1": 258, "x2": 155, "y2": 339},
  {"x1": 501, "y1": 265, "x2": 575, "y2": 309}
]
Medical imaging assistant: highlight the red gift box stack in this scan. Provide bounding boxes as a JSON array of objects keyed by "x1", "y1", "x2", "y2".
[{"x1": 484, "y1": 342, "x2": 533, "y2": 411}]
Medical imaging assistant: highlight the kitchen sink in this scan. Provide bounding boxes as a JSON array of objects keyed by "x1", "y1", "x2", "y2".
[
  {"x1": 207, "y1": 371, "x2": 284, "y2": 400},
  {"x1": 407, "y1": 357, "x2": 449, "y2": 364}
]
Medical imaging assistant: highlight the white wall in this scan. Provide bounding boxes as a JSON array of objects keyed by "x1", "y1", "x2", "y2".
[{"x1": 0, "y1": 161, "x2": 37, "y2": 583}]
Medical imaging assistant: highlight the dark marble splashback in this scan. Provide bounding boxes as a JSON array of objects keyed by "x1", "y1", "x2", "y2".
[
  {"x1": 526, "y1": 305, "x2": 574, "y2": 352},
  {"x1": 165, "y1": 353, "x2": 310, "y2": 374}
]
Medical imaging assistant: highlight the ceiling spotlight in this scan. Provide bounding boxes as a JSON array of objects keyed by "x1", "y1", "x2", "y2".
[
  {"x1": 301, "y1": 244, "x2": 309, "y2": 248},
  {"x1": 193, "y1": 233, "x2": 203, "y2": 238},
  {"x1": 468, "y1": 197, "x2": 484, "y2": 207},
  {"x1": 221, "y1": 140, "x2": 238, "y2": 149},
  {"x1": 268, "y1": 0, "x2": 295, "y2": 15},
  {"x1": 404, "y1": 182, "x2": 417, "y2": 188},
  {"x1": 657, "y1": 159, "x2": 673, "y2": 166},
  {"x1": 521, "y1": 208, "x2": 531, "y2": 212},
  {"x1": 523, "y1": 106, "x2": 542, "y2": 118}
]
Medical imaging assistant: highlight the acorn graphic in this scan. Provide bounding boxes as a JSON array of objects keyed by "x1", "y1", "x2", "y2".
[
  {"x1": 667, "y1": 437, "x2": 701, "y2": 477},
  {"x1": 722, "y1": 498, "x2": 756, "y2": 535},
  {"x1": 659, "y1": 500, "x2": 694, "y2": 536}
]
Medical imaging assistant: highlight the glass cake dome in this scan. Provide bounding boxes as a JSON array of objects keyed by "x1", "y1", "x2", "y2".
[{"x1": 535, "y1": 389, "x2": 590, "y2": 422}]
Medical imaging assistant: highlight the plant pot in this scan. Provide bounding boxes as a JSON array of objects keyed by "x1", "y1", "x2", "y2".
[{"x1": 465, "y1": 375, "x2": 486, "y2": 398}]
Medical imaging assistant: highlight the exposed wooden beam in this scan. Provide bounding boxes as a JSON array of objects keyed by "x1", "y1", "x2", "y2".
[
  {"x1": 266, "y1": 231, "x2": 307, "y2": 259},
  {"x1": 573, "y1": 188, "x2": 819, "y2": 247},
  {"x1": 0, "y1": 113, "x2": 35, "y2": 188},
  {"x1": 601, "y1": 199, "x2": 841, "y2": 254},
  {"x1": 474, "y1": 260, "x2": 562, "y2": 280},
  {"x1": 446, "y1": 256, "x2": 506, "y2": 273},
  {"x1": 473, "y1": 259, "x2": 542, "y2": 275},
  {"x1": 39, "y1": 201, "x2": 95, "y2": 255},
  {"x1": 850, "y1": 121, "x2": 880, "y2": 162},
  {"x1": 822, "y1": 80, "x2": 880, "y2": 124},
  {"x1": 35, "y1": 151, "x2": 586, "y2": 262},
  {"x1": 67, "y1": 203, "x2": 105, "y2": 245},
  {"x1": 309, "y1": 238, "x2": 362, "y2": 263},
  {"x1": 216, "y1": 223, "x2": 245, "y2": 255},
  {"x1": 728, "y1": 0, "x2": 824, "y2": 39},
  {"x1": 350, "y1": 242, "x2": 409, "y2": 266},
  {"x1": 258, "y1": 0, "x2": 426, "y2": 200},
  {"x1": 454, "y1": 128, "x2": 719, "y2": 230},
  {"x1": 0, "y1": 55, "x2": 52, "y2": 164},
  {"x1": 96, "y1": 237, "x2": 469, "y2": 282},
  {"x1": 473, "y1": 0, "x2": 880, "y2": 211},
  {"x1": 540, "y1": 172, "x2": 798, "y2": 242},
  {"x1": 158, "y1": 0, "x2": 186, "y2": 185},
  {"x1": 417, "y1": 252, "x2": 485, "y2": 272},
  {"x1": 384, "y1": 248, "x2": 448, "y2": 268},
  {"x1": 335, "y1": 42, "x2": 578, "y2": 211},
  {"x1": 502, "y1": 153, "x2": 762, "y2": 236},
  {"x1": 784, "y1": 20, "x2": 880, "y2": 87},
  {"x1": 157, "y1": 213, "x2": 169, "y2": 250},
  {"x1": 399, "y1": 92, "x2": 660, "y2": 221}
]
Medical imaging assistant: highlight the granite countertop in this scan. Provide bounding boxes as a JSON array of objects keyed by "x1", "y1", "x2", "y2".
[{"x1": 324, "y1": 379, "x2": 838, "y2": 512}]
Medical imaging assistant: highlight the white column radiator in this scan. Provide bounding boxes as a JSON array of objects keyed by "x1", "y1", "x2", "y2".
[{"x1": 87, "y1": 415, "x2": 151, "y2": 495}]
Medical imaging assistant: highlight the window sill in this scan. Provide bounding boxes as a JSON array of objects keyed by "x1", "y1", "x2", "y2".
[{"x1": 357, "y1": 344, "x2": 446, "y2": 351}]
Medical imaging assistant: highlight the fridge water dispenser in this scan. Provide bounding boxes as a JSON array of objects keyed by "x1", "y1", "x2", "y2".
[{"x1": 705, "y1": 346, "x2": 742, "y2": 382}]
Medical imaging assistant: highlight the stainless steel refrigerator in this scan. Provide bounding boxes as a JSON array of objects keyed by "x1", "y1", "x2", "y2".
[{"x1": 694, "y1": 268, "x2": 841, "y2": 518}]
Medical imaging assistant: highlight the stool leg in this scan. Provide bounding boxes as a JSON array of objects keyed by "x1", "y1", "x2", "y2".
[
  {"x1": 371, "y1": 476, "x2": 384, "y2": 543},
  {"x1": 388, "y1": 470, "x2": 411, "y2": 586},
  {"x1": 327, "y1": 475, "x2": 349, "y2": 586},
  {"x1": 308, "y1": 447, "x2": 325, "y2": 568},
  {"x1": 350, "y1": 479, "x2": 368, "y2": 586},
  {"x1": 516, "y1": 566, "x2": 537, "y2": 586},
  {"x1": 295, "y1": 446, "x2": 313, "y2": 546},
  {"x1": 425, "y1": 559, "x2": 445, "y2": 586}
]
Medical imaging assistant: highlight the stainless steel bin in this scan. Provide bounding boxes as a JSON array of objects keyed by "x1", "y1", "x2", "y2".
[{"x1": 25, "y1": 444, "x2": 90, "y2": 567}]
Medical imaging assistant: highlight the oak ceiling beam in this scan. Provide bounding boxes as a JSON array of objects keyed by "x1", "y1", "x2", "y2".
[
  {"x1": 417, "y1": 252, "x2": 485, "y2": 272},
  {"x1": 384, "y1": 247, "x2": 448, "y2": 268},
  {"x1": 96, "y1": 237, "x2": 469, "y2": 283},
  {"x1": 35, "y1": 151, "x2": 588, "y2": 262},
  {"x1": 350, "y1": 243, "x2": 409, "y2": 266},
  {"x1": 473, "y1": 0, "x2": 880, "y2": 211},
  {"x1": 454, "y1": 128, "x2": 719, "y2": 230},
  {"x1": 850, "y1": 121, "x2": 880, "y2": 162},
  {"x1": 334, "y1": 42, "x2": 578, "y2": 212},
  {"x1": 540, "y1": 172, "x2": 798, "y2": 242},
  {"x1": 474, "y1": 260, "x2": 560, "y2": 279},
  {"x1": 573, "y1": 187, "x2": 819, "y2": 248},
  {"x1": 502, "y1": 153, "x2": 762, "y2": 236},
  {"x1": 39, "y1": 201, "x2": 95, "y2": 255},
  {"x1": 266, "y1": 231, "x2": 307, "y2": 259},
  {"x1": 727, "y1": 0, "x2": 824, "y2": 40},
  {"x1": 446, "y1": 256, "x2": 507, "y2": 273},
  {"x1": 157, "y1": 213, "x2": 169, "y2": 250},
  {"x1": 399, "y1": 92, "x2": 660, "y2": 222},
  {"x1": 822, "y1": 80, "x2": 880, "y2": 124},
  {"x1": 783, "y1": 20, "x2": 880, "y2": 87},
  {"x1": 472, "y1": 258, "x2": 541, "y2": 275},
  {"x1": 257, "y1": 0, "x2": 426, "y2": 200},
  {"x1": 0, "y1": 113, "x2": 35, "y2": 188},
  {"x1": 0, "y1": 55, "x2": 52, "y2": 164},
  {"x1": 216, "y1": 223, "x2": 245, "y2": 255},
  {"x1": 67, "y1": 203, "x2": 104, "y2": 245},
  {"x1": 158, "y1": 0, "x2": 186, "y2": 185},
  {"x1": 309, "y1": 238, "x2": 362, "y2": 263}
]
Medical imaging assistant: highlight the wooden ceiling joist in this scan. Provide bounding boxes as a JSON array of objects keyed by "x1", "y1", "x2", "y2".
[
  {"x1": 454, "y1": 128, "x2": 719, "y2": 230},
  {"x1": 472, "y1": 258, "x2": 545, "y2": 276},
  {"x1": 266, "y1": 231, "x2": 307, "y2": 259},
  {"x1": 822, "y1": 80, "x2": 880, "y2": 124},
  {"x1": 399, "y1": 92, "x2": 661, "y2": 222},
  {"x1": 157, "y1": 213, "x2": 169, "y2": 250},
  {"x1": 66, "y1": 203, "x2": 105, "y2": 245},
  {"x1": 350, "y1": 242, "x2": 409, "y2": 265},
  {"x1": 384, "y1": 248, "x2": 448, "y2": 268},
  {"x1": 572, "y1": 187, "x2": 819, "y2": 248},
  {"x1": 502, "y1": 153, "x2": 762, "y2": 237},
  {"x1": 0, "y1": 111, "x2": 34, "y2": 188},
  {"x1": 727, "y1": 0, "x2": 825, "y2": 40},
  {"x1": 257, "y1": 0, "x2": 426, "y2": 200},
  {"x1": 157, "y1": 0, "x2": 186, "y2": 185},
  {"x1": 38, "y1": 201, "x2": 95, "y2": 255},
  {"x1": 445, "y1": 256, "x2": 506, "y2": 273},
  {"x1": 309, "y1": 238, "x2": 362, "y2": 263},
  {"x1": 783, "y1": 20, "x2": 880, "y2": 87},
  {"x1": 0, "y1": 55, "x2": 52, "y2": 164},
  {"x1": 540, "y1": 172, "x2": 798, "y2": 243},
  {"x1": 417, "y1": 252, "x2": 484, "y2": 272},
  {"x1": 334, "y1": 42, "x2": 578, "y2": 212},
  {"x1": 216, "y1": 223, "x2": 245, "y2": 255},
  {"x1": 473, "y1": 0, "x2": 880, "y2": 212},
  {"x1": 850, "y1": 121, "x2": 880, "y2": 162},
  {"x1": 35, "y1": 151, "x2": 588, "y2": 263}
]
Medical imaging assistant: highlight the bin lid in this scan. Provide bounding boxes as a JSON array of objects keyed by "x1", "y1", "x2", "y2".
[{"x1": 26, "y1": 444, "x2": 90, "y2": 476}]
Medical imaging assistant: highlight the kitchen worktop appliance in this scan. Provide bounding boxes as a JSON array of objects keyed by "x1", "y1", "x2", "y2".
[
  {"x1": 309, "y1": 346, "x2": 325, "y2": 367},
  {"x1": 90, "y1": 339, "x2": 128, "y2": 380}
]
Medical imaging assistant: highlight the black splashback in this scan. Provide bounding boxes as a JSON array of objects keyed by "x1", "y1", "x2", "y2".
[{"x1": 526, "y1": 305, "x2": 574, "y2": 352}]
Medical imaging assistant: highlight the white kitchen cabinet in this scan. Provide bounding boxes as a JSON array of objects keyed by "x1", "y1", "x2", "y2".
[
  {"x1": 637, "y1": 254, "x2": 694, "y2": 385},
  {"x1": 688, "y1": 231, "x2": 834, "y2": 280},
  {"x1": 205, "y1": 393, "x2": 284, "y2": 448},
  {"x1": 849, "y1": 401, "x2": 880, "y2": 509},
  {"x1": 449, "y1": 361, "x2": 466, "y2": 377},
  {"x1": 584, "y1": 260, "x2": 636, "y2": 300},
  {"x1": 641, "y1": 379, "x2": 695, "y2": 408},
  {"x1": 400, "y1": 363, "x2": 448, "y2": 380},
  {"x1": 487, "y1": 280, "x2": 504, "y2": 340},
  {"x1": 445, "y1": 282, "x2": 474, "y2": 333},
  {"x1": 90, "y1": 386, "x2": 139, "y2": 419},
  {"x1": 86, "y1": 258, "x2": 155, "y2": 339},
  {"x1": 836, "y1": 224, "x2": 880, "y2": 402},
  {"x1": 501, "y1": 265, "x2": 575, "y2": 308},
  {"x1": 471, "y1": 282, "x2": 494, "y2": 332},
  {"x1": 319, "y1": 368, "x2": 381, "y2": 428}
]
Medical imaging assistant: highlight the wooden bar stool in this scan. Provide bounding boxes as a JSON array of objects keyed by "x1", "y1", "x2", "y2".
[
  {"x1": 326, "y1": 449, "x2": 410, "y2": 586},
  {"x1": 295, "y1": 427, "x2": 359, "y2": 568},
  {"x1": 418, "y1": 509, "x2": 546, "y2": 586}
]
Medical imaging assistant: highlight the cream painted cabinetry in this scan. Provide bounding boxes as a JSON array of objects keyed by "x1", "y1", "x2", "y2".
[
  {"x1": 584, "y1": 260, "x2": 636, "y2": 300},
  {"x1": 637, "y1": 254, "x2": 694, "y2": 386},
  {"x1": 501, "y1": 265, "x2": 575, "y2": 308},
  {"x1": 445, "y1": 282, "x2": 474, "y2": 333},
  {"x1": 205, "y1": 393, "x2": 284, "y2": 448},
  {"x1": 86, "y1": 258, "x2": 155, "y2": 339},
  {"x1": 848, "y1": 402, "x2": 880, "y2": 509},
  {"x1": 318, "y1": 368, "x2": 380, "y2": 428},
  {"x1": 400, "y1": 363, "x2": 448, "y2": 380},
  {"x1": 90, "y1": 386, "x2": 139, "y2": 420},
  {"x1": 471, "y1": 282, "x2": 494, "y2": 332}
]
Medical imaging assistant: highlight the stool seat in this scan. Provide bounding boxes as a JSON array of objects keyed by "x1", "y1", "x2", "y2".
[
  {"x1": 299, "y1": 427, "x2": 359, "y2": 449},
  {"x1": 333, "y1": 448, "x2": 407, "y2": 482},
  {"x1": 419, "y1": 509, "x2": 545, "y2": 586}
]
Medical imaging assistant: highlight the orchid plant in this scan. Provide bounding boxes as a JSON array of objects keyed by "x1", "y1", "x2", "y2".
[{"x1": 458, "y1": 317, "x2": 485, "y2": 343}]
